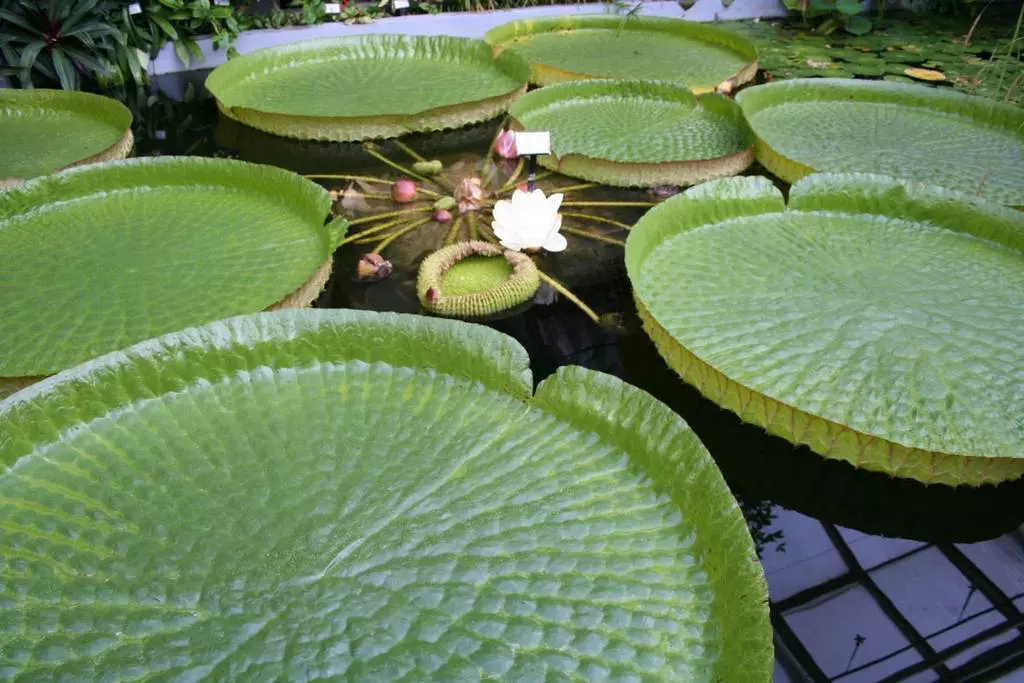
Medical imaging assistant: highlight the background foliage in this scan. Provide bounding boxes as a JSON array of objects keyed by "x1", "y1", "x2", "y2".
[{"x1": 1, "y1": 0, "x2": 1017, "y2": 100}]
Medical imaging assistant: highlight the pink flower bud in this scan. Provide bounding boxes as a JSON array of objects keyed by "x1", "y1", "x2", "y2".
[
  {"x1": 433, "y1": 208, "x2": 452, "y2": 222},
  {"x1": 494, "y1": 129, "x2": 518, "y2": 159},
  {"x1": 391, "y1": 179, "x2": 417, "y2": 203}
]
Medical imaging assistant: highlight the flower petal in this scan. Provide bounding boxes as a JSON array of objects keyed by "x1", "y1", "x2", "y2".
[
  {"x1": 542, "y1": 231, "x2": 567, "y2": 252},
  {"x1": 546, "y1": 192, "x2": 564, "y2": 213},
  {"x1": 491, "y1": 199, "x2": 516, "y2": 226}
]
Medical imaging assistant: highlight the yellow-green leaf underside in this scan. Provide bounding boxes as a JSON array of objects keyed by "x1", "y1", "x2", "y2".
[{"x1": 626, "y1": 174, "x2": 1024, "y2": 486}]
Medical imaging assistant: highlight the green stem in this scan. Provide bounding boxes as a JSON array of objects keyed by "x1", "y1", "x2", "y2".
[
  {"x1": 562, "y1": 211, "x2": 634, "y2": 231},
  {"x1": 373, "y1": 217, "x2": 433, "y2": 253},
  {"x1": 562, "y1": 201, "x2": 656, "y2": 207},
  {"x1": 497, "y1": 157, "x2": 526, "y2": 193},
  {"x1": 560, "y1": 225, "x2": 626, "y2": 246},
  {"x1": 444, "y1": 215, "x2": 465, "y2": 245},
  {"x1": 339, "y1": 216, "x2": 410, "y2": 245},
  {"x1": 467, "y1": 212, "x2": 479, "y2": 241},
  {"x1": 348, "y1": 207, "x2": 431, "y2": 226},
  {"x1": 538, "y1": 270, "x2": 600, "y2": 324},
  {"x1": 363, "y1": 144, "x2": 434, "y2": 185},
  {"x1": 392, "y1": 139, "x2": 427, "y2": 163},
  {"x1": 479, "y1": 224, "x2": 498, "y2": 244},
  {"x1": 303, "y1": 174, "x2": 441, "y2": 198},
  {"x1": 550, "y1": 182, "x2": 600, "y2": 194}
]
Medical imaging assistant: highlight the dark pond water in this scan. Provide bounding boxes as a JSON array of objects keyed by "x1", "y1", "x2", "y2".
[{"x1": 130, "y1": 72, "x2": 1024, "y2": 682}]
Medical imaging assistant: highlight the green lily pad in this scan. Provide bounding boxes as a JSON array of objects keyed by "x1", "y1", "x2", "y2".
[
  {"x1": 0, "y1": 157, "x2": 345, "y2": 379},
  {"x1": 510, "y1": 80, "x2": 755, "y2": 187},
  {"x1": 485, "y1": 16, "x2": 758, "y2": 92},
  {"x1": 0, "y1": 309, "x2": 772, "y2": 682},
  {"x1": 206, "y1": 35, "x2": 529, "y2": 141},
  {"x1": 626, "y1": 174, "x2": 1024, "y2": 486},
  {"x1": 737, "y1": 78, "x2": 1024, "y2": 206},
  {"x1": 0, "y1": 89, "x2": 133, "y2": 180}
]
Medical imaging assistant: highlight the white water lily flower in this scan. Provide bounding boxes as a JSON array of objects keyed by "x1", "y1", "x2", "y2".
[{"x1": 491, "y1": 188, "x2": 567, "y2": 253}]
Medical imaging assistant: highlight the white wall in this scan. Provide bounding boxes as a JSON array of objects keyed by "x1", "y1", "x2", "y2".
[{"x1": 150, "y1": 0, "x2": 787, "y2": 75}]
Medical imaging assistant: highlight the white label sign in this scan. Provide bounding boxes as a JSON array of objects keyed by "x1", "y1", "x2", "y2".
[
  {"x1": 393, "y1": 0, "x2": 410, "y2": 8},
  {"x1": 128, "y1": 2, "x2": 142, "y2": 14},
  {"x1": 214, "y1": 0, "x2": 230, "y2": 5},
  {"x1": 324, "y1": 2, "x2": 342, "y2": 12},
  {"x1": 514, "y1": 131, "x2": 551, "y2": 156}
]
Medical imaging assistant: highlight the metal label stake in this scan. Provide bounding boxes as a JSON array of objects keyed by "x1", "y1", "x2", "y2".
[{"x1": 513, "y1": 131, "x2": 551, "y2": 193}]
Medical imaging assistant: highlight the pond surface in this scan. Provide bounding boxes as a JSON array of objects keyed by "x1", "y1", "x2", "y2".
[{"x1": 131, "y1": 71, "x2": 1024, "y2": 682}]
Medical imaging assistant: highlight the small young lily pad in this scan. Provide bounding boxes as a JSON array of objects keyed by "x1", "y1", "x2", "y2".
[{"x1": 417, "y1": 241, "x2": 540, "y2": 318}]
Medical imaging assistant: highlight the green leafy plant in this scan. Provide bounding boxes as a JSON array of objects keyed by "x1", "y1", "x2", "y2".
[
  {"x1": 132, "y1": 0, "x2": 244, "y2": 67},
  {"x1": 0, "y1": 0, "x2": 121, "y2": 90},
  {"x1": 783, "y1": 0, "x2": 873, "y2": 35}
]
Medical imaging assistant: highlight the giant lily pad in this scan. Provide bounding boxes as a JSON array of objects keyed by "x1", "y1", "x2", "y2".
[
  {"x1": 509, "y1": 80, "x2": 755, "y2": 187},
  {"x1": 206, "y1": 35, "x2": 530, "y2": 142},
  {"x1": 0, "y1": 89, "x2": 133, "y2": 180},
  {"x1": 626, "y1": 174, "x2": 1024, "y2": 486},
  {"x1": 736, "y1": 79, "x2": 1024, "y2": 207},
  {"x1": 485, "y1": 16, "x2": 758, "y2": 92},
  {"x1": 0, "y1": 309, "x2": 771, "y2": 681},
  {"x1": 0, "y1": 157, "x2": 346, "y2": 382}
]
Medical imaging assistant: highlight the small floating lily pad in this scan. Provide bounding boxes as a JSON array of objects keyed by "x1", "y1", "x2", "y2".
[
  {"x1": 206, "y1": 35, "x2": 529, "y2": 141},
  {"x1": 510, "y1": 80, "x2": 755, "y2": 187},
  {"x1": 486, "y1": 16, "x2": 758, "y2": 92},
  {"x1": 0, "y1": 157, "x2": 345, "y2": 380},
  {"x1": 0, "y1": 89, "x2": 133, "y2": 179},
  {"x1": 736, "y1": 79, "x2": 1024, "y2": 206},
  {"x1": 0, "y1": 309, "x2": 771, "y2": 682},
  {"x1": 626, "y1": 174, "x2": 1024, "y2": 486},
  {"x1": 417, "y1": 241, "x2": 540, "y2": 318}
]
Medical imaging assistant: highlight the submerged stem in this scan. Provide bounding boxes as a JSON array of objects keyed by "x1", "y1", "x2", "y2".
[
  {"x1": 562, "y1": 201, "x2": 656, "y2": 207},
  {"x1": 550, "y1": 182, "x2": 600, "y2": 194},
  {"x1": 339, "y1": 216, "x2": 409, "y2": 245},
  {"x1": 538, "y1": 270, "x2": 600, "y2": 324},
  {"x1": 348, "y1": 207, "x2": 432, "y2": 226},
  {"x1": 303, "y1": 174, "x2": 441, "y2": 198},
  {"x1": 561, "y1": 226, "x2": 626, "y2": 246},
  {"x1": 467, "y1": 212, "x2": 479, "y2": 241},
  {"x1": 562, "y1": 211, "x2": 635, "y2": 231},
  {"x1": 373, "y1": 217, "x2": 433, "y2": 253}
]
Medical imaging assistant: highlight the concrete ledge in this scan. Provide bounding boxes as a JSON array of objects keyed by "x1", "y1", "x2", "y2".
[{"x1": 151, "y1": 0, "x2": 786, "y2": 75}]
